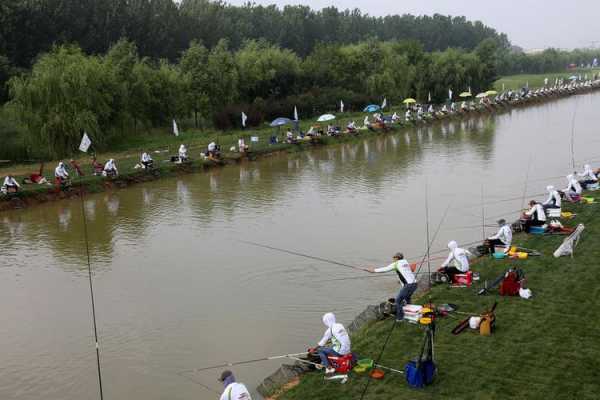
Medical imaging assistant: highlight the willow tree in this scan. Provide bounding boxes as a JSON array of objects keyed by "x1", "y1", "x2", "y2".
[{"x1": 9, "y1": 45, "x2": 118, "y2": 158}]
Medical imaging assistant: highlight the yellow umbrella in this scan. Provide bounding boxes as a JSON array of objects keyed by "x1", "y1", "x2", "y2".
[
  {"x1": 459, "y1": 92, "x2": 472, "y2": 98},
  {"x1": 486, "y1": 90, "x2": 498, "y2": 96},
  {"x1": 403, "y1": 98, "x2": 417, "y2": 104}
]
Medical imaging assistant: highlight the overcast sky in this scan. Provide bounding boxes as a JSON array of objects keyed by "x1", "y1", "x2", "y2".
[{"x1": 226, "y1": 0, "x2": 600, "y2": 50}]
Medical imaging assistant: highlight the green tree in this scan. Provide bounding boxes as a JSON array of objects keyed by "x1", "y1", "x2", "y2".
[{"x1": 179, "y1": 40, "x2": 209, "y2": 128}]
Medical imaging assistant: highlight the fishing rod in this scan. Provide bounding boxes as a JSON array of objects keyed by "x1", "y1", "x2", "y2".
[
  {"x1": 521, "y1": 155, "x2": 533, "y2": 210},
  {"x1": 570, "y1": 97, "x2": 579, "y2": 170},
  {"x1": 425, "y1": 182, "x2": 432, "y2": 287},
  {"x1": 184, "y1": 352, "x2": 310, "y2": 374},
  {"x1": 78, "y1": 175, "x2": 104, "y2": 400},
  {"x1": 176, "y1": 371, "x2": 221, "y2": 395},
  {"x1": 238, "y1": 240, "x2": 368, "y2": 273}
]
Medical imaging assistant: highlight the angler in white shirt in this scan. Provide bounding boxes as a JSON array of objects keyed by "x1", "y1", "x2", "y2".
[
  {"x1": 542, "y1": 185, "x2": 561, "y2": 210},
  {"x1": 178, "y1": 144, "x2": 188, "y2": 162},
  {"x1": 141, "y1": 152, "x2": 153, "y2": 168},
  {"x1": 404, "y1": 110, "x2": 411, "y2": 121},
  {"x1": 368, "y1": 252, "x2": 418, "y2": 321},
  {"x1": 218, "y1": 370, "x2": 252, "y2": 400},
  {"x1": 523, "y1": 200, "x2": 546, "y2": 232},
  {"x1": 238, "y1": 138, "x2": 247, "y2": 153},
  {"x1": 563, "y1": 174, "x2": 582, "y2": 202},
  {"x1": 487, "y1": 219, "x2": 513, "y2": 254},
  {"x1": 577, "y1": 164, "x2": 598, "y2": 188},
  {"x1": 55, "y1": 162, "x2": 69, "y2": 182},
  {"x1": 103, "y1": 159, "x2": 118, "y2": 177},
  {"x1": 310, "y1": 312, "x2": 351, "y2": 375},
  {"x1": 440, "y1": 241, "x2": 472, "y2": 282},
  {"x1": 1, "y1": 175, "x2": 21, "y2": 194}
]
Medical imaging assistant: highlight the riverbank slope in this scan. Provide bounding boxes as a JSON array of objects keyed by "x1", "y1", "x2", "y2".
[{"x1": 275, "y1": 197, "x2": 600, "y2": 400}]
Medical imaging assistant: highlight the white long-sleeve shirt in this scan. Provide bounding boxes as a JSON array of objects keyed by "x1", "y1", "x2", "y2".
[
  {"x1": 525, "y1": 203, "x2": 546, "y2": 222},
  {"x1": 488, "y1": 224, "x2": 513, "y2": 247},
  {"x1": 442, "y1": 243, "x2": 471, "y2": 272},
  {"x1": 374, "y1": 259, "x2": 416, "y2": 285},
  {"x1": 543, "y1": 190, "x2": 561, "y2": 207},
  {"x1": 179, "y1": 145, "x2": 187, "y2": 158},
  {"x1": 55, "y1": 163, "x2": 69, "y2": 179},
  {"x1": 565, "y1": 178, "x2": 582, "y2": 195},
  {"x1": 141, "y1": 153, "x2": 152, "y2": 162},
  {"x1": 219, "y1": 383, "x2": 252, "y2": 400},
  {"x1": 3, "y1": 176, "x2": 20, "y2": 188},
  {"x1": 318, "y1": 313, "x2": 351, "y2": 355},
  {"x1": 104, "y1": 160, "x2": 117, "y2": 173},
  {"x1": 578, "y1": 166, "x2": 598, "y2": 182}
]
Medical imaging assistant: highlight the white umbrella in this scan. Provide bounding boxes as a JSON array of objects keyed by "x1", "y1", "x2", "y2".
[{"x1": 317, "y1": 114, "x2": 336, "y2": 122}]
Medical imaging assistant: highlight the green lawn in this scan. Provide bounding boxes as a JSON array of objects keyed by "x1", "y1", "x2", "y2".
[
  {"x1": 278, "y1": 198, "x2": 600, "y2": 400},
  {"x1": 494, "y1": 69, "x2": 600, "y2": 91}
]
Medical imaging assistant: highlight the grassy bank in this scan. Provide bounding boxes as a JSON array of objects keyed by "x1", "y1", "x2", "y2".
[
  {"x1": 277, "y1": 197, "x2": 600, "y2": 400},
  {"x1": 495, "y1": 68, "x2": 600, "y2": 91}
]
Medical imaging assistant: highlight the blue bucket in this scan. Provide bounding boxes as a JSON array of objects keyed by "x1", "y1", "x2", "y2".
[
  {"x1": 493, "y1": 252, "x2": 506, "y2": 259},
  {"x1": 530, "y1": 226, "x2": 545, "y2": 234}
]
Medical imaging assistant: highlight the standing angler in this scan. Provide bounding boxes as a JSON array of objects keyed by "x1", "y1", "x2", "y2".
[
  {"x1": 367, "y1": 253, "x2": 418, "y2": 322},
  {"x1": 218, "y1": 370, "x2": 251, "y2": 400}
]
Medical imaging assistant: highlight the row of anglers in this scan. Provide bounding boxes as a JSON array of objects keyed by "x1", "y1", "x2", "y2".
[
  {"x1": 211, "y1": 163, "x2": 599, "y2": 400},
  {"x1": 0, "y1": 141, "x2": 228, "y2": 194},
  {"x1": 283, "y1": 80, "x2": 600, "y2": 140}
]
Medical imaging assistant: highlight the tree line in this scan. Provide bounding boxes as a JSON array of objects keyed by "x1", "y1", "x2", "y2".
[{"x1": 4, "y1": 37, "x2": 499, "y2": 159}]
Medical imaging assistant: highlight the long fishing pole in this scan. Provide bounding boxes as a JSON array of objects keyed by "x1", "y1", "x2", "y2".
[
  {"x1": 184, "y1": 352, "x2": 310, "y2": 374},
  {"x1": 570, "y1": 97, "x2": 579, "y2": 170},
  {"x1": 521, "y1": 155, "x2": 533, "y2": 210},
  {"x1": 481, "y1": 184, "x2": 485, "y2": 241},
  {"x1": 78, "y1": 175, "x2": 104, "y2": 400},
  {"x1": 238, "y1": 240, "x2": 367, "y2": 272},
  {"x1": 425, "y1": 182, "x2": 432, "y2": 287},
  {"x1": 415, "y1": 199, "x2": 453, "y2": 276},
  {"x1": 176, "y1": 371, "x2": 221, "y2": 395}
]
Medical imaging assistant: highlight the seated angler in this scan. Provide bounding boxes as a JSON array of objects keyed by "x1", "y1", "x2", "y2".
[
  {"x1": 441, "y1": 104, "x2": 449, "y2": 114},
  {"x1": 367, "y1": 252, "x2": 418, "y2": 322},
  {"x1": 486, "y1": 219, "x2": 513, "y2": 255},
  {"x1": 141, "y1": 152, "x2": 153, "y2": 169},
  {"x1": 439, "y1": 241, "x2": 471, "y2": 282},
  {"x1": 522, "y1": 200, "x2": 546, "y2": 232},
  {"x1": 1, "y1": 175, "x2": 21, "y2": 194},
  {"x1": 577, "y1": 164, "x2": 598, "y2": 189},
  {"x1": 91, "y1": 157, "x2": 104, "y2": 175},
  {"x1": 55, "y1": 161, "x2": 70, "y2": 185},
  {"x1": 562, "y1": 174, "x2": 582, "y2": 202},
  {"x1": 309, "y1": 313, "x2": 351, "y2": 375},
  {"x1": 542, "y1": 185, "x2": 561, "y2": 210},
  {"x1": 238, "y1": 137, "x2": 248, "y2": 153},
  {"x1": 207, "y1": 141, "x2": 220, "y2": 159},
  {"x1": 103, "y1": 159, "x2": 118, "y2": 177},
  {"x1": 178, "y1": 144, "x2": 188, "y2": 162},
  {"x1": 404, "y1": 109, "x2": 412, "y2": 122}
]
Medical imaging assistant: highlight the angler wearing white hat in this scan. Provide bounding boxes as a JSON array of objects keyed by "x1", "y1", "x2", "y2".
[
  {"x1": 440, "y1": 241, "x2": 472, "y2": 282},
  {"x1": 542, "y1": 185, "x2": 561, "y2": 210},
  {"x1": 487, "y1": 219, "x2": 513, "y2": 254},
  {"x1": 563, "y1": 174, "x2": 582, "y2": 202},
  {"x1": 309, "y1": 312, "x2": 351, "y2": 375},
  {"x1": 577, "y1": 164, "x2": 598, "y2": 189}
]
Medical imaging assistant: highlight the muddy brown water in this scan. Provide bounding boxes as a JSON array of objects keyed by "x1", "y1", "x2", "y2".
[{"x1": 2, "y1": 93, "x2": 600, "y2": 399}]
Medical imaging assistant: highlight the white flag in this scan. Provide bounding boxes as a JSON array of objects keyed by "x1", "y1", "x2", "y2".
[
  {"x1": 449, "y1": 88, "x2": 453, "y2": 100},
  {"x1": 381, "y1": 98, "x2": 387, "y2": 109},
  {"x1": 293, "y1": 106, "x2": 298, "y2": 121},
  {"x1": 79, "y1": 132, "x2": 92, "y2": 153},
  {"x1": 340, "y1": 100, "x2": 344, "y2": 113},
  {"x1": 428, "y1": 92, "x2": 432, "y2": 103},
  {"x1": 241, "y1": 112, "x2": 248, "y2": 128},
  {"x1": 173, "y1": 119, "x2": 179, "y2": 137}
]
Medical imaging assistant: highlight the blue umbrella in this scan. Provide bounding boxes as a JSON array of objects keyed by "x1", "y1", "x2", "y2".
[
  {"x1": 270, "y1": 117, "x2": 292, "y2": 127},
  {"x1": 363, "y1": 104, "x2": 381, "y2": 113}
]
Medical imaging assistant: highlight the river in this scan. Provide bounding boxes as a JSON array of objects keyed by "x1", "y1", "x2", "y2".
[{"x1": 1, "y1": 92, "x2": 599, "y2": 400}]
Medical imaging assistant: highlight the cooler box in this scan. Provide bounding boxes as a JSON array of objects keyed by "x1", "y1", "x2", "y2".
[
  {"x1": 403, "y1": 305, "x2": 423, "y2": 324},
  {"x1": 452, "y1": 271, "x2": 473, "y2": 286},
  {"x1": 587, "y1": 182, "x2": 599, "y2": 191},
  {"x1": 547, "y1": 208, "x2": 561, "y2": 218}
]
